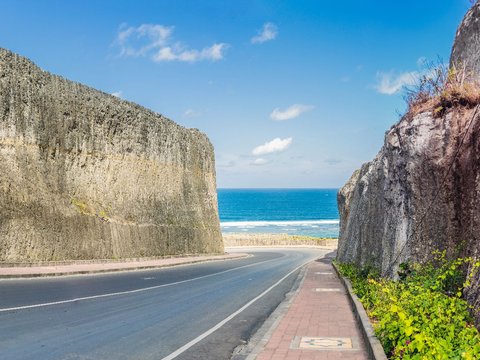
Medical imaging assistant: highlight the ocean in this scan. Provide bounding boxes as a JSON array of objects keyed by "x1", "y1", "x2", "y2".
[{"x1": 217, "y1": 189, "x2": 339, "y2": 238}]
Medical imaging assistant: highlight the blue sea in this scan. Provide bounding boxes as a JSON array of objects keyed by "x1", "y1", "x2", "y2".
[{"x1": 217, "y1": 189, "x2": 339, "y2": 238}]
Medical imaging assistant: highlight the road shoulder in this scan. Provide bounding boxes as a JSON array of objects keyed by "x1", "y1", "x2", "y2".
[{"x1": 0, "y1": 252, "x2": 248, "y2": 279}]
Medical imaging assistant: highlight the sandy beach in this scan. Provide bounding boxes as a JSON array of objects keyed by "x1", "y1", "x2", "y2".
[{"x1": 222, "y1": 232, "x2": 337, "y2": 248}]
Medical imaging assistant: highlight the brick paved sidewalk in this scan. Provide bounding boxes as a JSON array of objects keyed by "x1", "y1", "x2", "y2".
[
  {"x1": 256, "y1": 258, "x2": 369, "y2": 360},
  {"x1": 0, "y1": 252, "x2": 246, "y2": 278}
]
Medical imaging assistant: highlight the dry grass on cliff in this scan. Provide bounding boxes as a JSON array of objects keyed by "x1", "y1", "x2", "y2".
[{"x1": 405, "y1": 63, "x2": 480, "y2": 118}]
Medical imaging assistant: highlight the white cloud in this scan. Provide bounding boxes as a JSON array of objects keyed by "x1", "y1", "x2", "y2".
[
  {"x1": 270, "y1": 104, "x2": 314, "y2": 121},
  {"x1": 251, "y1": 22, "x2": 278, "y2": 44},
  {"x1": 153, "y1": 43, "x2": 229, "y2": 63},
  {"x1": 375, "y1": 71, "x2": 420, "y2": 95},
  {"x1": 183, "y1": 109, "x2": 202, "y2": 118},
  {"x1": 252, "y1": 137, "x2": 292, "y2": 156},
  {"x1": 154, "y1": 46, "x2": 177, "y2": 61},
  {"x1": 115, "y1": 23, "x2": 228, "y2": 63},
  {"x1": 251, "y1": 158, "x2": 269, "y2": 166},
  {"x1": 116, "y1": 24, "x2": 173, "y2": 57},
  {"x1": 111, "y1": 91, "x2": 123, "y2": 98},
  {"x1": 202, "y1": 43, "x2": 226, "y2": 60}
]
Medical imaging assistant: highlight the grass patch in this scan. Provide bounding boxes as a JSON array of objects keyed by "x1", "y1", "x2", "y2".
[
  {"x1": 336, "y1": 252, "x2": 480, "y2": 359},
  {"x1": 405, "y1": 62, "x2": 480, "y2": 119}
]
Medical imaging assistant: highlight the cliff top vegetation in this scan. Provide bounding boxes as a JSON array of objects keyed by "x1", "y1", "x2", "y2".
[{"x1": 405, "y1": 61, "x2": 480, "y2": 119}]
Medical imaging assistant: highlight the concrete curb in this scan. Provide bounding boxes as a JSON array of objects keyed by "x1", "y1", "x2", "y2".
[
  {"x1": 0, "y1": 252, "x2": 229, "y2": 267},
  {"x1": 0, "y1": 253, "x2": 249, "y2": 279},
  {"x1": 332, "y1": 262, "x2": 388, "y2": 360}
]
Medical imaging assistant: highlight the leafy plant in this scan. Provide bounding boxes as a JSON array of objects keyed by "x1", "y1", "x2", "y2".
[{"x1": 337, "y1": 254, "x2": 480, "y2": 359}]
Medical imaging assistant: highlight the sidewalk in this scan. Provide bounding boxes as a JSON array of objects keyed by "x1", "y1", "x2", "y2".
[
  {"x1": 0, "y1": 252, "x2": 247, "y2": 278},
  {"x1": 255, "y1": 258, "x2": 369, "y2": 360}
]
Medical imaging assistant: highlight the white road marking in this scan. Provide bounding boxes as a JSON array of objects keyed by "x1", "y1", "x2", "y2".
[
  {"x1": 160, "y1": 258, "x2": 314, "y2": 360},
  {"x1": 0, "y1": 256, "x2": 282, "y2": 313}
]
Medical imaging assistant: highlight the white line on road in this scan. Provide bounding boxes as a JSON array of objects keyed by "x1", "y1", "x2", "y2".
[
  {"x1": 0, "y1": 256, "x2": 281, "y2": 313},
  {"x1": 160, "y1": 258, "x2": 313, "y2": 360}
]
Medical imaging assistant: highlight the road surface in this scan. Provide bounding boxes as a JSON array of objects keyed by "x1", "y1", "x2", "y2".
[{"x1": 0, "y1": 248, "x2": 329, "y2": 360}]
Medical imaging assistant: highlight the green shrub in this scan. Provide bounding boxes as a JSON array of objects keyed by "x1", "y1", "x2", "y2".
[{"x1": 336, "y1": 254, "x2": 480, "y2": 359}]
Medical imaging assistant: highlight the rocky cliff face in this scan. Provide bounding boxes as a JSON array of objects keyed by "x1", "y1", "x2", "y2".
[
  {"x1": 0, "y1": 48, "x2": 223, "y2": 261},
  {"x1": 337, "y1": 110, "x2": 480, "y2": 271},
  {"x1": 338, "y1": 3, "x2": 480, "y2": 323},
  {"x1": 451, "y1": 2, "x2": 480, "y2": 81}
]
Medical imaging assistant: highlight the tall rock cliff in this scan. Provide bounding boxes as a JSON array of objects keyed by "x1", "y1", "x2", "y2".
[
  {"x1": 451, "y1": 2, "x2": 480, "y2": 81},
  {"x1": 337, "y1": 3, "x2": 480, "y2": 323},
  {"x1": 0, "y1": 48, "x2": 223, "y2": 261},
  {"x1": 337, "y1": 110, "x2": 480, "y2": 271}
]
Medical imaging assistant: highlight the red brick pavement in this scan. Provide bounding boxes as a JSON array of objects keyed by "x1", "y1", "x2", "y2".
[{"x1": 256, "y1": 259, "x2": 369, "y2": 360}]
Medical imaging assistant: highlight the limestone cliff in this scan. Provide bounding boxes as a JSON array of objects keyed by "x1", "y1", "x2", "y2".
[
  {"x1": 0, "y1": 48, "x2": 223, "y2": 261},
  {"x1": 337, "y1": 3, "x2": 480, "y2": 323}
]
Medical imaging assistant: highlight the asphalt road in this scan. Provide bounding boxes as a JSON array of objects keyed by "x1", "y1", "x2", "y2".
[{"x1": 0, "y1": 248, "x2": 328, "y2": 360}]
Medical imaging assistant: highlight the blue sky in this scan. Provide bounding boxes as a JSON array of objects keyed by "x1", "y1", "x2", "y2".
[{"x1": 0, "y1": 0, "x2": 473, "y2": 188}]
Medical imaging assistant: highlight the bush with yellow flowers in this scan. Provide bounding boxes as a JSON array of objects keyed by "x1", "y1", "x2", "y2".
[{"x1": 336, "y1": 252, "x2": 480, "y2": 359}]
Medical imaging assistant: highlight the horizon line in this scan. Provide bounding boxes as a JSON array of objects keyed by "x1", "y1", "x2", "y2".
[{"x1": 217, "y1": 187, "x2": 339, "y2": 190}]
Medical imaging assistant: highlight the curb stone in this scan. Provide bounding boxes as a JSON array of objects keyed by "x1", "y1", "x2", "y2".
[
  {"x1": 0, "y1": 253, "x2": 249, "y2": 279},
  {"x1": 332, "y1": 262, "x2": 388, "y2": 360},
  {"x1": 0, "y1": 252, "x2": 234, "y2": 267}
]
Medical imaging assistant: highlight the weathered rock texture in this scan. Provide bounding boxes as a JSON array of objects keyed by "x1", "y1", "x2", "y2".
[
  {"x1": 338, "y1": 3, "x2": 480, "y2": 324},
  {"x1": 0, "y1": 48, "x2": 223, "y2": 261},
  {"x1": 451, "y1": 1, "x2": 480, "y2": 81},
  {"x1": 337, "y1": 110, "x2": 480, "y2": 270}
]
